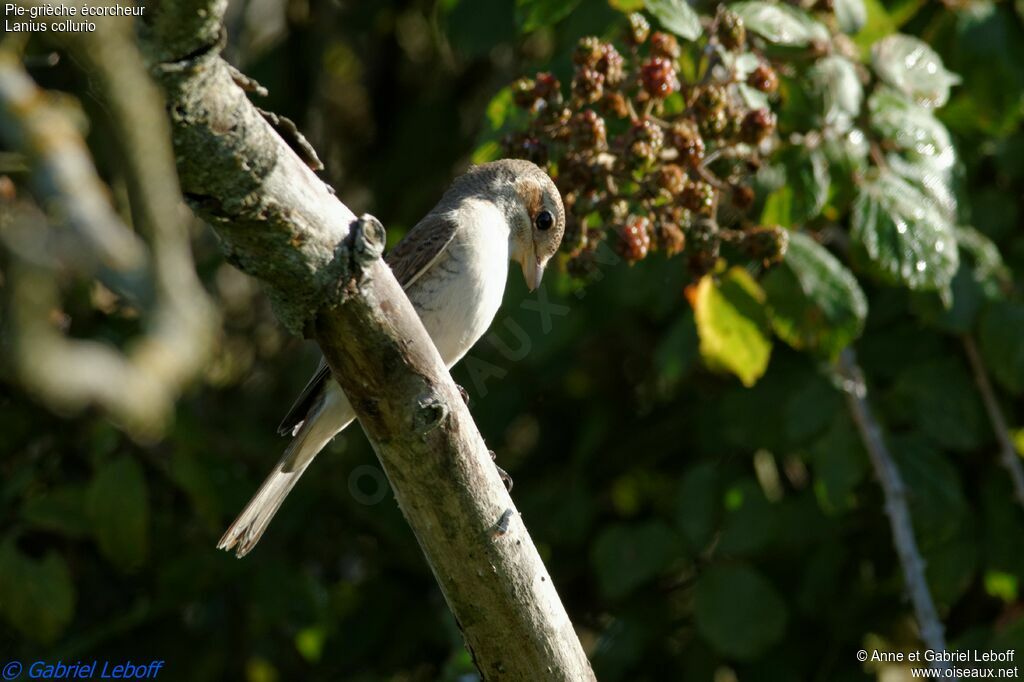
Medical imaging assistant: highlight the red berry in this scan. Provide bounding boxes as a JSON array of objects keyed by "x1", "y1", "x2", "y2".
[
  {"x1": 740, "y1": 108, "x2": 776, "y2": 145},
  {"x1": 570, "y1": 110, "x2": 608, "y2": 151},
  {"x1": 617, "y1": 214, "x2": 652, "y2": 264},
  {"x1": 655, "y1": 163, "x2": 688, "y2": 196},
  {"x1": 640, "y1": 57, "x2": 680, "y2": 99},
  {"x1": 681, "y1": 180, "x2": 716, "y2": 213},
  {"x1": 732, "y1": 184, "x2": 755, "y2": 210},
  {"x1": 668, "y1": 120, "x2": 705, "y2": 167},
  {"x1": 627, "y1": 117, "x2": 664, "y2": 165},
  {"x1": 747, "y1": 64, "x2": 779, "y2": 94},
  {"x1": 654, "y1": 208, "x2": 688, "y2": 256},
  {"x1": 649, "y1": 31, "x2": 681, "y2": 60},
  {"x1": 572, "y1": 68, "x2": 605, "y2": 104}
]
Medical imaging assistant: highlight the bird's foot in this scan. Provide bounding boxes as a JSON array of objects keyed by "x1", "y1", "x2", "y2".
[
  {"x1": 456, "y1": 383, "x2": 470, "y2": 405},
  {"x1": 490, "y1": 449, "x2": 513, "y2": 492}
]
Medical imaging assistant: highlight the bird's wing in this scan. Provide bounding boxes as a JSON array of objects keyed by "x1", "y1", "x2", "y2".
[{"x1": 277, "y1": 212, "x2": 459, "y2": 436}]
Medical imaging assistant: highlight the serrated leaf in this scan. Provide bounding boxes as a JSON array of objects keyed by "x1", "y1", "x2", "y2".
[
  {"x1": 808, "y1": 55, "x2": 863, "y2": 132},
  {"x1": 87, "y1": 456, "x2": 149, "y2": 570},
  {"x1": 694, "y1": 563, "x2": 788, "y2": 659},
  {"x1": 885, "y1": 153, "x2": 956, "y2": 223},
  {"x1": 693, "y1": 268, "x2": 773, "y2": 387},
  {"x1": 835, "y1": 0, "x2": 867, "y2": 34},
  {"x1": 978, "y1": 301, "x2": 1024, "y2": 394},
  {"x1": 515, "y1": 0, "x2": 581, "y2": 31},
  {"x1": 777, "y1": 146, "x2": 830, "y2": 223},
  {"x1": 731, "y1": 1, "x2": 829, "y2": 46},
  {"x1": 871, "y1": 33, "x2": 960, "y2": 108},
  {"x1": 851, "y1": 170, "x2": 959, "y2": 292},
  {"x1": 0, "y1": 540, "x2": 75, "y2": 643},
  {"x1": 869, "y1": 88, "x2": 956, "y2": 178},
  {"x1": 590, "y1": 522, "x2": 682, "y2": 598},
  {"x1": 645, "y1": 0, "x2": 702, "y2": 40},
  {"x1": 763, "y1": 232, "x2": 867, "y2": 358}
]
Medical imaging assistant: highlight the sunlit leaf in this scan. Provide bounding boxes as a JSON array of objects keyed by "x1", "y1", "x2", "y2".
[
  {"x1": 694, "y1": 563, "x2": 788, "y2": 659},
  {"x1": 808, "y1": 55, "x2": 863, "y2": 131},
  {"x1": 763, "y1": 232, "x2": 867, "y2": 358},
  {"x1": 730, "y1": 2, "x2": 829, "y2": 46},
  {"x1": 869, "y1": 88, "x2": 956, "y2": 178},
  {"x1": 87, "y1": 456, "x2": 149, "y2": 570},
  {"x1": 645, "y1": 0, "x2": 702, "y2": 40},
  {"x1": 835, "y1": 0, "x2": 867, "y2": 34},
  {"x1": 692, "y1": 268, "x2": 773, "y2": 387},
  {"x1": 851, "y1": 170, "x2": 959, "y2": 292},
  {"x1": 0, "y1": 539, "x2": 75, "y2": 643},
  {"x1": 871, "y1": 33, "x2": 960, "y2": 108}
]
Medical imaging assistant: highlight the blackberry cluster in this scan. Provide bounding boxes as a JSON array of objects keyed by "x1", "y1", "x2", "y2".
[{"x1": 503, "y1": 9, "x2": 787, "y2": 277}]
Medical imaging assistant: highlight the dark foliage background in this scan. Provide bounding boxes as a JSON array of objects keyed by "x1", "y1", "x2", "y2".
[{"x1": 2, "y1": 1, "x2": 1024, "y2": 681}]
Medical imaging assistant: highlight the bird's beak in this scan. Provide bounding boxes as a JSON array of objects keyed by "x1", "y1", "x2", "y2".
[{"x1": 522, "y1": 258, "x2": 545, "y2": 292}]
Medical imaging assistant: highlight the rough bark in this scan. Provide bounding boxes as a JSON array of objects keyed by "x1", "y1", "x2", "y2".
[{"x1": 139, "y1": 3, "x2": 595, "y2": 679}]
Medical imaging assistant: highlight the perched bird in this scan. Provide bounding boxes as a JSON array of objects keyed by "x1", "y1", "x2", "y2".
[{"x1": 218, "y1": 159, "x2": 565, "y2": 557}]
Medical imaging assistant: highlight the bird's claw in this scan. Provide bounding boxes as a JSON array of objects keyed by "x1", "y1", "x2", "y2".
[
  {"x1": 456, "y1": 383, "x2": 470, "y2": 405},
  {"x1": 489, "y1": 449, "x2": 513, "y2": 492}
]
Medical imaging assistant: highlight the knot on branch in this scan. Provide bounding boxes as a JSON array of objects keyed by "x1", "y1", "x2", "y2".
[
  {"x1": 352, "y1": 213, "x2": 386, "y2": 265},
  {"x1": 413, "y1": 392, "x2": 449, "y2": 435}
]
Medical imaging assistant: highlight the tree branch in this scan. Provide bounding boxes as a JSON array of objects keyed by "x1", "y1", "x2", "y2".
[
  {"x1": 139, "y1": 4, "x2": 595, "y2": 679},
  {"x1": 837, "y1": 349, "x2": 953, "y2": 674},
  {"x1": 962, "y1": 335, "x2": 1024, "y2": 509}
]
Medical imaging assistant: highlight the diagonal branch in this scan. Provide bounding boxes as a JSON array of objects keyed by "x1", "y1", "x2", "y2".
[
  {"x1": 139, "y1": 4, "x2": 595, "y2": 679},
  {"x1": 837, "y1": 349, "x2": 953, "y2": 675}
]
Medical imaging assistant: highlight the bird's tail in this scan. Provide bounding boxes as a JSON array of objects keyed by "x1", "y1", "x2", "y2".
[{"x1": 218, "y1": 397, "x2": 346, "y2": 558}]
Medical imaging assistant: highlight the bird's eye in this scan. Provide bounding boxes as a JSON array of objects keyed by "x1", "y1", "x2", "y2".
[{"x1": 535, "y1": 210, "x2": 554, "y2": 231}]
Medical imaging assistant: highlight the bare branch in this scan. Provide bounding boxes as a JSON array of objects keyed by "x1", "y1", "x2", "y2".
[
  {"x1": 837, "y1": 349, "x2": 953, "y2": 674},
  {"x1": 962, "y1": 335, "x2": 1024, "y2": 509}
]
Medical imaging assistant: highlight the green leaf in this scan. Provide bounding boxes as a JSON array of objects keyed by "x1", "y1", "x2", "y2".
[
  {"x1": 808, "y1": 55, "x2": 863, "y2": 132},
  {"x1": 87, "y1": 456, "x2": 149, "y2": 571},
  {"x1": 763, "y1": 231, "x2": 867, "y2": 358},
  {"x1": 674, "y1": 463, "x2": 720, "y2": 552},
  {"x1": 884, "y1": 153, "x2": 956, "y2": 223},
  {"x1": 590, "y1": 522, "x2": 682, "y2": 598},
  {"x1": 871, "y1": 34, "x2": 960, "y2": 108},
  {"x1": 869, "y1": 88, "x2": 955, "y2": 178},
  {"x1": 890, "y1": 358, "x2": 987, "y2": 452},
  {"x1": 851, "y1": 170, "x2": 959, "y2": 292},
  {"x1": 808, "y1": 415, "x2": 868, "y2": 512},
  {"x1": 694, "y1": 563, "x2": 788, "y2": 659},
  {"x1": 955, "y1": 226, "x2": 1011, "y2": 294},
  {"x1": 514, "y1": 0, "x2": 581, "y2": 31},
  {"x1": 892, "y1": 435, "x2": 968, "y2": 548},
  {"x1": 717, "y1": 479, "x2": 779, "y2": 555},
  {"x1": 21, "y1": 485, "x2": 91, "y2": 538},
  {"x1": 777, "y1": 146, "x2": 830, "y2": 224},
  {"x1": 0, "y1": 539, "x2": 75, "y2": 643},
  {"x1": 730, "y1": 2, "x2": 829, "y2": 47},
  {"x1": 693, "y1": 268, "x2": 773, "y2": 387},
  {"x1": 835, "y1": 0, "x2": 867, "y2": 34},
  {"x1": 645, "y1": 0, "x2": 702, "y2": 41},
  {"x1": 978, "y1": 301, "x2": 1024, "y2": 394}
]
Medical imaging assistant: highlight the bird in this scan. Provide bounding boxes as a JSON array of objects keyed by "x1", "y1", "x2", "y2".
[{"x1": 218, "y1": 158, "x2": 565, "y2": 557}]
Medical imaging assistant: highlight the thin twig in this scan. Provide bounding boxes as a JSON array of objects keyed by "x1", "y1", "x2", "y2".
[
  {"x1": 838, "y1": 349, "x2": 953, "y2": 675},
  {"x1": 962, "y1": 335, "x2": 1024, "y2": 509}
]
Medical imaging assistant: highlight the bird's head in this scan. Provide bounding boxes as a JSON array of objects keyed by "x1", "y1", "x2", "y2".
[{"x1": 488, "y1": 159, "x2": 565, "y2": 291}]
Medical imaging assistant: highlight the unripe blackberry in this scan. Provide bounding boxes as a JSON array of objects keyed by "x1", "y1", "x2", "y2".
[
  {"x1": 732, "y1": 184, "x2": 755, "y2": 210},
  {"x1": 626, "y1": 12, "x2": 650, "y2": 45},
  {"x1": 570, "y1": 110, "x2": 608, "y2": 151},
  {"x1": 627, "y1": 117, "x2": 664, "y2": 166},
  {"x1": 681, "y1": 179, "x2": 716, "y2": 213},
  {"x1": 548, "y1": 107, "x2": 573, "y2": 141},
  {"x1": 560, "y1": 151, "x2": 596, "y2": 187},
  {"x1": 668, "y1": 119, "x2": 705, "y2": 167},
  {"x1": 656, "y1": 163, "x2": 688, "y2": 196},
  {"x1": 599, "y1": 44, "x2": 626, "y2": 88},
  {"x1": 572, "y1": 68, "x2": 605, "y2": 104},
  {"x1": 535, "y1": 72, "x2": 561, "y2": 102},
  {"x1": 694, "y1": 84, "x2": 728, "y2": 115},
  {"x1": 743, "y1": 225, "x2": 789, "y2": 266},
  {"x1": 617, "y1": 214, "x2": 652, "y2": 264},
  {"x1": 602, "y1": 91, "x2": 630, "y2": 119},
  {"x1": 654, "y1": 208, "x2": 688, "y2": 256},
  {"x1": 641, "y1": 57, "x2": 680, "y2": 98},
  {"x1": 686, "y1": 215, "x2": 721, "y2": 276},
  {"x1": 512, "y1": 77, "x2": 537, "y2": 109},
  {"x1": 502, "y1": 133, "x2": 549, "y2": 166},
  {"x1": 699, "y1": 108, "x2": 729, "y2": 139},
  {"x1": 717, "y1": 9, "x2": 746, "y2": 51},
  {"x1": 574, "y1": 37, "x2": 604, "y2": 69},
  {"x1": 747, "y1": 63, "x2": 779, "y2": 94},
  {"x1": 739, "y1": 108, "x2": 776, "y2": 145},
  {"x1": 649, "y1": 31, "x2": 681, "y2": 60}
]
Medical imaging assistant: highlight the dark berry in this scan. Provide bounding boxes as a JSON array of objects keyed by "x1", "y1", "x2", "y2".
[
  {"x1": 602, "y1": 91, "x2": 630, "y2": 118},
  {"x1": 732, "y1": 184, "x2": 755, "y2": 210},
  {"x1": 649, "y1": 31, "x2": 681, "y2": 60},
  {"x1": 747, "y1": 64, "x2": 779, "y2": 94},
  {"x1": 599, "y1": 44, "x2": 626, "y2": 88},
  {"x1": 743, "y1": 225, "x2": 789, "y2": 266},
  {"x1": 686, "y1": 215, "x2": 721, "y2": 276},
  {"x1": 641, "y1": 57, "x2": 680, "y2": 98},
  {"x1": 512, "y1": 77, "x2": 537, "y2": 109},
  {"x1": 699, "y1": 108, "x2": 729, "y2": 139},
  {"x1": 627, "y1": 12, "x2": 650, "y2": 45},
  {"x1": 570, "y1": 110, "x2": 608, "y2": 151},
  {"x1": 656, "y1": 163, "x2": 688, "y2": 196},
  {"x1": 627, "y1": 117, "x2": 664, "y2": 166},
  {"x1": 694, "y1": 84, "x2": 728, "y2": 115},
  {"x1": 572, "y1": 68, "x2": 605, "y2": 104},
  {"x1": 717, "y1": 9, "x2": 746, "y2": 51},
  {"x1": 573, "y1": 37, "x2": 604, "y2": 69},
  {"x1": 681, "y1": 180, "x2": 716, "y2": 213},
  {"x1": 740, "y1": 108, "x2": 776, "y2": 145},
  {"x1": 654, "y1": 208, "x2": 688, "y2": 256},
  {"x1": 668, "y1": 120, "x2": 705, "y2": 167},
  {"x1": 502, "y1": 133, "x2": 548, "y2": 165},
  {"x1": 617, "y1": 214, "x2": 652, "y2": 264}
]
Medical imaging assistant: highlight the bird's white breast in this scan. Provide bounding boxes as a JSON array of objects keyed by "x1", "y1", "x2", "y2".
[{"x1": 406, "y1": 198, "x2": 510, "y2": 367}]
